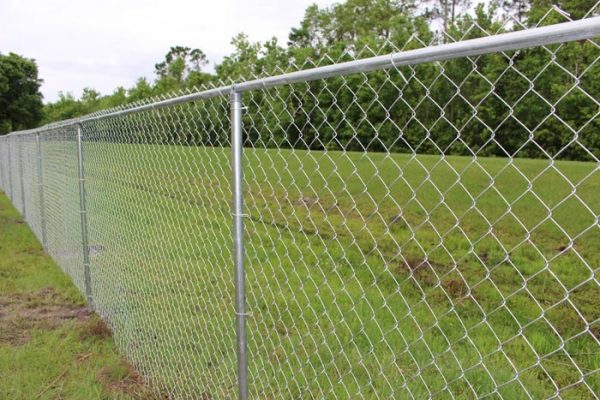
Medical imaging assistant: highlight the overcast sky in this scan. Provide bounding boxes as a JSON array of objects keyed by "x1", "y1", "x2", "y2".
[{"x1": 0, "y1": 0, "x2": 336, "y2": 102}]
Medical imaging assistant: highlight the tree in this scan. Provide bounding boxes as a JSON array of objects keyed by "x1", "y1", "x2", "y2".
[
  {"x1": 288, "y1": 0, "x2": 418, "y2": 49},
  {"x1": 500, "y1": 0, "x2": 532, "y2": 23},
  {"x1": 154, "y1": 46, "x2": 212, "y2": 93},
  {"x1": 423, "y1": 0, "x2": 471, "y2": 34},
  {"x1": 154, "y1": 46, "x2": 208, "y2": 84},
  {"x1": 128, "y1": 78, "x2": 154, "y2": 102},
  {"x1": 528, "y1": 0, "x2": 598, "y2": 23},
  {"x1": 41, "y1": 92, "x2": 84, "y2": 124},
  {"x1": 216, "y1": 34, "x2": 262, "y2": 80},
  {"x1": 80, "y1": 87, "x2": 101, "y2": 113},
  {"x1": 0, "y1": 52, "x2": 43, "y2": 134}
]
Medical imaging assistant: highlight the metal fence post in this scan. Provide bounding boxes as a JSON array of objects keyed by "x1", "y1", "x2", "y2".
[
  {"x1": 230, "y1": 90, "x2": 248, "y2": 400},
  {"x1": 36, "y1": 133, "x2": 48, "y2": 251},
  {"x1": 76, "y1": 123, "x2": 93, "y2": 306},
  {"x1": 0, "y1": 139, "x2": 6, "y2": 193},
  {"x1": 7, "y1": 140, "x2": 13, "y2": 201},
  {"x1": 18, "y1": 137, "x2": 27, "y2": 219}
]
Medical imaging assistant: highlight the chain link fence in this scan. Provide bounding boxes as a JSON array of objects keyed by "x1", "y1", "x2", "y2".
[{"x1": 1, "y1": 9, "x2": 600, "y2": 400}]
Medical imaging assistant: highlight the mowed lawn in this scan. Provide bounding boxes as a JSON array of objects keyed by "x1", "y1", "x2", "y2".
[
  {"x1": 0, "y1": 192, "x2": 162, "y2": 399},
  {"x1": 24, "y1": 140, "x2": 599, "y2": 399}
]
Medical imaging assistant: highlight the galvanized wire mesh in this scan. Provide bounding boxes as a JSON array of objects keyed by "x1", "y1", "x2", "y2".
[
  {"x1": 81, "y1": 98, "x2": 238, "y2": 399},
  {"x1": 0, "y1": 9, "x2": 599, "y2": 400},
  {"x1": 19, "y1": 133, "x2": 43, "y2": 243}
]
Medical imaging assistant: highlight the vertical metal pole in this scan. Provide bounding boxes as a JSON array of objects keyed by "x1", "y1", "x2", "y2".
[
  {"x1": 0, "y1": 139, "x2": 5, "y2": 193},
  {"x1": 76, "y1": 123, "x2": 93, "y2": 306},
  {"x1": 36, "y1": 133, "x2": 48, "y2": 251},
  {"x1": 7, "y1": 139, "x2": 13, "y2": 202},
  {"x1": 231, "y1": 90, "x2": 248, "y2": 400},
  {"x1": 18, "y1": 137, "x2": 27, "y2": 219}
]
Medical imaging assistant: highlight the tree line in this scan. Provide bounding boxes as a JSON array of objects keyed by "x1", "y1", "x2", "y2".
[{"x1": 1, "y1": 0, "x2": 598, "y2": 160}]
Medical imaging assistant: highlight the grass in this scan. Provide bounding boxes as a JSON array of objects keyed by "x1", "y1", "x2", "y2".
[
  {"x1": 0, "y1": 193, "x2": 161, "y2": 399},
  {"x1": 7, "y1": 141, "x2": 600, "y2": 398}
]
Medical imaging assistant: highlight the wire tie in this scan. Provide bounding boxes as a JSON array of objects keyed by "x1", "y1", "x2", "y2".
[
  {"x1": 232, "y1": 212, "x2": 250, "y2": 218},
  {"x1": 235, "y1": 310, "x2": 252, "y2": 317}
]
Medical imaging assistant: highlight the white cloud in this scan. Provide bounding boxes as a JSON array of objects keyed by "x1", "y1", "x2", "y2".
[{"x1": 0, "y1": 0, "x2": 336, "y2": 101}]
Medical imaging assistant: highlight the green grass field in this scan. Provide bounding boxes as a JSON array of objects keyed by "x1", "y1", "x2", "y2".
[
  {"x1": 6, "y1": 140, "x2": 595, "y2": 398},
  {"x1": 0, "y1": 192, "x2": 161, "y2": 399},
  {"x1": 54, "y1": 142, "x2": 596, "y2": 399}
]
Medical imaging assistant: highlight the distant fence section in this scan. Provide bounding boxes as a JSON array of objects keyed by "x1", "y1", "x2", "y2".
[{"x1": 1, "y1": 12, "x2": 599, "y2": 400}]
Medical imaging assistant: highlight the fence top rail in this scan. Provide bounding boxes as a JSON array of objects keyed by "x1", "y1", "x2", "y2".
[{"x1": 5, "y1": 16, "x2": 600, "y2": 136}]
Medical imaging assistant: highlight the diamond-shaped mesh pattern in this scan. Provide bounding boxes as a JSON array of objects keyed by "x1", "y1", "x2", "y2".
[
  {"x1": 8, "y1": 137, "x2": 24, "y2": 215},
  {"x1": 80, "y1": 97, "x2": 237, "y2": 399},
  {"x1": 19, "y1": 134, "x2": 43, "y2": 242},
  {"x1": 41, "y1": 126, "x2": 87, "y2": 293},
  {"x1": 0, "y1": 9, "x2": 598, "y2": 399}
]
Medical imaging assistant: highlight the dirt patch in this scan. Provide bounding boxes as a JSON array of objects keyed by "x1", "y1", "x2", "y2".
[
  {"x1": 2, "y1": 216, "x2": 24, "y2": 225},
  {"x1": 394, "y1": 257, "x2": 439, "y2": 286},
  {"x1": 79, "y1": 317, "x2": 112, "y2": 341},
  {"x1": 1, "y1": 288, "x2": 163, "y2": 398},
  {"x1": 591, "y1": 324, "x2": 600, "y2": 340},
  {"x1": 0, "y1": 287, "x2": 91, "y2": 345},
  {"x1": 442, "y1": 279, "x2": 468, "y2": 299},
  {"x1": 98, "y1": 363, "x2": 141, "y2": 391},
  {"x1": 394, "y1": 258, "x2": 477, "y2": 302},
  {"x1": 97, "y1": 361, "x2": 168, "y2": 399}
]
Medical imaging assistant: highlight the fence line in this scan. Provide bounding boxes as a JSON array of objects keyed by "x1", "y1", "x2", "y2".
[
  {"x1": 35, "y1": 132, "x2": 47, "y2": 250},
  {"x1": 76, "y1": 122, "x2": 93, "y2": 304},
  {"x1": 1, "y1": 14, "x2": 600, "y2": 400}
]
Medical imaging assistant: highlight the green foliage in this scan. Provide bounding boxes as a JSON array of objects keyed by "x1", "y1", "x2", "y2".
[
  {"x1": 37, "y1": 0, "x2": 599, "y2": 160},
  {"x1": 155, "y1": 46, "x2": 207, "y2": 81},
  {"x1": 0, "y1": 53, "x2": 43, "y2": 134},
  {"x1": 216, "y1": 33, "x2": 264, "y2": 80},
  {"x1": 154, "y1": 46, "x2": 212, "y2": 93},
  {"x1": 127, "y1": 77, "x2": 153, "y2": 103},
  {"x1": 288, "y1": 0, "x2": 417, "y2": 48},
  {"x1": 529, "y1": 0, "x2": 598, "y2": 22},
  {"x1": 41, "y1": 92, "x2": 85, "y2": 124}
]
